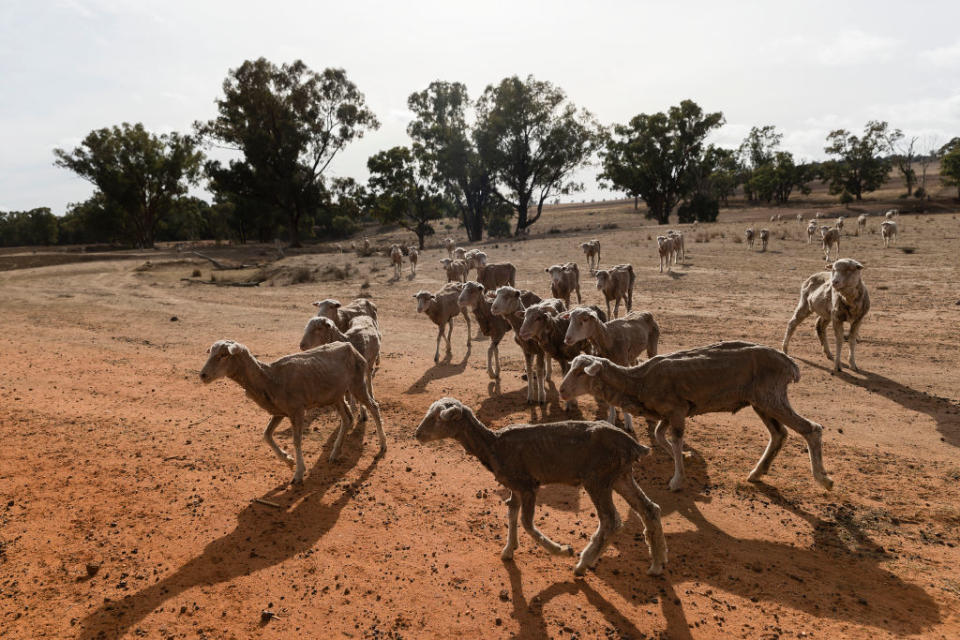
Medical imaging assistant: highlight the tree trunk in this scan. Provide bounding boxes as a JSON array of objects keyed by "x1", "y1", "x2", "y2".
[
  {"x1": 633, "y1": 195, "x2": 639, "y2": 209},
  {"x1": 288, "y1": 207, "x2": 302, "y2": 248},
  {"x1": 514, "y1": 201, "x2": 529, "y2": 236},
  {"x1": 464, "y1": 207, "x2": 483, "y2": 242}
]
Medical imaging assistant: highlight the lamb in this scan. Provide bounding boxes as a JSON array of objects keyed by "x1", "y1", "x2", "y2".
[
  {"x1": 596, "y1": 264, "x2": 635, "y2": 318},
  {"x1": 491, "y1": 286, "x2": 565, "y2": 404},
  {"x1": 408, "y1": 246, "x2": 419, "y2": 276},
  {"x1": 759, "y1": 229, "x2": 770, "y2": 252},
  {"x1": 835, "y1": 216, "x2": 844, "y2": 233},
  {"x1": 453, "y1": 247, "x2": 466, "y2": 260},
  {"x1": 857, "y1": 214, "x2": 867, "y2": 235},
  {"x1": 415, "y1": 398, "x2": 667, "y2": 576},
  {"x1": 199, "y1": 340, "x2": 385, "y2": 485},
  {"x1": 820, "y1": 226, "x2": 840, "y2": 261},
  {"x1": 476, "y1": 261, "x2": 517, "y2": 291},
  {"x1": 782, "y1": 258, "x2": 870, "y2": 373},
  {"x1": 545, "y1": 262, "x2": 582, "y2": 308},
  {"x1": 580, "y1": 239, "x2": 601, "y2": 272},
  {"x1": 562, "y1": 307, "x2": 658, "y2": 432},
  {"x1": 559, "y1": 343, "x2": 834, "y2": 492},
  {"x1": 439, "y1": 258, "x2": 468, "y2": 283},
  {"x1": 881, "y1": 221, "x2": 897, "y2": 248},
  {"x1": 312, "y1": 298, "x2": 379, "y2": 332},
  {"x1": 414, "y1": 283, "x2": 472, "y2": 363},
  {"x1": 389, "y1": 244, "x2": 403, "y2": 279},
  {"x1": 657, "y1": 235, "x2": 675, "y2": 272},
  {"x1": 745, "y1": 228, "x2": 755, "y2": 249},
  {"x1": 444, "y1": 237, "x2": 455, "y2": 257},
  {"x1": 667, "y1": 230, "x2": 684, "y2": 262},
  {"x1": 458, "y1": 282, "x2": 540, "y2": 380},
  {"x1": 806, "y1": 220, "x2": 818, "y2": 243}
]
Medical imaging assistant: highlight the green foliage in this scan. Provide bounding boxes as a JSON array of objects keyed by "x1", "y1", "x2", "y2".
[
  {"x1": 329, "y1": 215, "x2": 360, "y2": 238},
  {"x1": 156, "y1": 196, "x2": 212, "y2": 242},
  {"x1": 407, "y1": 81, "x2": 494, "y2": 242},
  {"x1": 367, "y1": 146, "x2": 446, "y2": 249},
  {"x1": 746, "y1": 152, "x2": 813, "y2": 204},
  {"x1": 940, "y1": 138, "x2": 960, "y2": 198},
  {"x1": 53, "y1": 123, "x2": 203, "y2": 247},
  {"x1": 738, "y1": 125, "x2": 783, "y2": 170},
  {"x1": 475, "y1": 75, "x2": 599, "y2": 235},
  {"x1": 600, "y1": 100, "x2": 724, "y2": 224},
  {"x1": 677, "y1": 193, "x2": 719, "y2": 223},
  {"x1": 0, "y1": 208, "x2": 59, "y2": 246},
  {"x1": 197, "y1": 58, "x2": 379, "y2": 246},
  {"x1": 839, "y1": 190, "x2": 855, "y2": 205},
  {"x1": 688, "y1": 145, "x2": 741, "y2": 205},
  {"x1": 486, "y1": 202, "x2": 514, "y2": 238},
  {"x1": 821, "y1": 121, "x2": 898, "y2": 201}
]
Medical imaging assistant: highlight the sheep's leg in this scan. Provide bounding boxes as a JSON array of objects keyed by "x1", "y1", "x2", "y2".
[
  {"x1": 613, "y1": 297, "x2": 621, "y2": 318},
  {"x1": 781, "y1": 301, "x2": 812, "y2": 354},
  {"x1": 605, "y1": 298, "x2": 612, "y2": 320},
  {"x1": 653, "y1": 419, "x2": 672, "y2": 455},
  {"x1": 290, "y1": 413, "x2": 307, "y2": 485},
  {"x1": 666, "y1": 417, "x2": 687, "y2": 492},
  {"x1": 832, "y1": 318, "x2": 845, "y2": 372},
  {"x1": 536, "y1": 353, "x2": 547, "y2": 404},
  {"x1": 606, "y1": 404, "x2": 618, "y2": 426},
  {"x1": 544, "y1": 354, "x2": 552, "y2": 381},
  {"x1": 445, "y1": 319, "x2": 454, "y2": 354},
  {"x1": 519, "y1": 491, "x2": 572, "y2": 556},
  {"x1": 747, "y1": 409, "x2": 788, "y2": 482},
  {"x1": 847, "y1": 318, "x2": 864, "y2": 372},
  {"x1": 263, "y1": 415, "x2": 294, "y2": 468},
  {"x1": 613, "y1": 474, "x2": 667, "y2": 575},
  {"x1": 434, "y1": 324, "x2": 443, "y2": 363},
  {"x1": 765, "y1": 401, "x2": 834, "y2": 490},
  {"x1": 574, "y1": 486, "x2": 618, "y2": 575},
  {"x1": 501, "y1": 492, "x2": 520, "y2": 561},
  {"x1": 576, "y1": 286, "x2": 582, "y2": 304},
  {"x1": 358, "y1": 389, "x2": 386, "y2": 457},
  {"x1": 328, "y1": 398, "x2": 353, "y2": 462},
  {"x1": 815, "y1": 316, "x2": 833, "y2": 360},
  {"x1": 486, "y1": 342, "x2": 495, "y2": 379},
  {"x1": 623, "y1": 412, "x2": 636, "y2": 438},
  {"x1": 462, "y1": 310, "x2": 472, "y2": 345},
  {"x1": 523, "y1": 351, "x2": 535, "y2": 403}
]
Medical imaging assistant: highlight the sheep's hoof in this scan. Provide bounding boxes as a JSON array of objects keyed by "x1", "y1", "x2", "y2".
[
  {"x1": 647, "y1": 563, "x2": 664, "y2": 576},
  {"x1": 746, "y1": 468, "x2": 765, "y2": 483},
  {"x1": 328, "y1": 452, "x2": 341, "y2": 463},
  {"x1": 376, "y1": 446, "x2": 387, "y2": 459},
  {"x1": 573, "y1": 563, "x2": 587, "y2": 577},
  {"x1": 560, "y1": 544, "x2": 574, "y2": 556},
  {"x1": 668, "y1": 477, "x2": 685, "y2": 492},
  {"x1": 500, "y1": 548, "x2": 515, "y2": 561},
  {"x1": 817, "y1": 475, "x2": 835, "y2": 491},
  {"x1": 850, "y1": 364, "x2": 861, "y2": 373},
  {"x1": 283, "y1": 457, "x2": 296, "y2": 469},
  {"x1": 290, "y1": 476, "x2": 304, "y2": 486}
]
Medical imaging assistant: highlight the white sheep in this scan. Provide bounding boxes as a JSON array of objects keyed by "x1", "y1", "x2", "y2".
[
  {"x1": 745, "y1": 228, "x2": 755, "y2": 249},
  {"x1": 312, "y1": 298, "x2": 379, "y2": 332},
  {"x1": 389, "y1": 244, "x2": 403, "y2": 279},
  {"x1": 881, "y1": 221, "x2": 898, "y2": 248},
  {"x1": 580, "y1": 239, "x2": 601, "y2": 272},
  {"x1": 857, "y1": 214, "x2": 867, "y2": 235},
  {"x1": 806, "y1": 220, "x2": 818, "y2": 244},
  {"x1": 820, "y1": 226, "x2": 840, "y2": 261},
  {"x1": 759, "y1": 229, "x2": 770, "y2": 252},
  {"x1": 408, "y1": 246, "x2": 419, "y2": 276}
]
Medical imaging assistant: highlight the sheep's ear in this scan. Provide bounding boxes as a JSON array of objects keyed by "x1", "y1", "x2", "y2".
[
  {"x1": 559, "y1": 311, "x2": 571, "y2": 319},
  {"x1": 544, "y1": 267, "x2": 549, "y2": 273},
  {"x1": 311, "y1": 301, "x2": 320, "y2": 307},
  {"x1": 227, "y1": 342, "x2": 243, "y2": 355},
  {"x1": 855, "y1": 262, "x2": 864, "y2": 270},
  {"x1": 439, "y1": 405, "x2": 462, "y2": 421},
  {"x1": 584, "y1": 360, "x2": 602, "y2": 376}
]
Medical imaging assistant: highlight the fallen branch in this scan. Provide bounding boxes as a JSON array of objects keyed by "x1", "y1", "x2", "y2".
[
  {"x1": 253, "y1": 498, "x2": 283, "y2": 509},
  {"x1": 180, "y1": 278, "x2": 261, "y2": 287},
  {"x1": 191, "y1": 251, "x2": 257, "y2": 270}
]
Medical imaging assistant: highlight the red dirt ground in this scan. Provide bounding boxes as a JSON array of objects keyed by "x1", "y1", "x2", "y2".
[{"x1": 1, "y1": 202, "x2": 959, "y2": 639}]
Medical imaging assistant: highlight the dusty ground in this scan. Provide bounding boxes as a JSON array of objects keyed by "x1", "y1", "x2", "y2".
[{"x1": 1, "y1": 199, "x2": 959, "y2": 639}]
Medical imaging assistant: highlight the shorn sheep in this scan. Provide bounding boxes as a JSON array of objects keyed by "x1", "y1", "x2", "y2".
[
  {"x1": 476, "y1": 261, "x2": 517, "y2": 291},
  {"x1": 439, "y1": 258, "x2": 468, "y2": 283},
  {"x1": 414, "y1": 283, "x2": 472, "y2": 363},
  {"x1": 759, "y1": 229, "x2": 770, "y2": 252},
  {"x1": 857, "y1": 214, "x2": 867, "y2": 235},
  {"x1": 415, "y1": 398, "x2": 667, "y2": 576},
  {"x1": 458, "y1": 281, "x2": 541, "y2": 380},
  {"x1": 444, "y1": 237, "x2": 455, "y2": 257},
  {"x1": 562, "y1": 307, "x2": 659, "y2": 433},
  {"x1": 885, "y1": 209, "x2": 898, "y2": 220},
  {"x1": 408, "y1": 246, "x2": 419, "y2": 276},
  {"x1": 782, "y1": 258, "x2": 870, "y2": 373},
  {"x1": 835, "y1": 216, "x2": 844, "y2": 233},
  {"x1": 580, "y1": 239, "x2": 601, "y2": 271},
  {"x1": 200, "y1": 340, "x2": 385, "y2": 485},
  {"x1": 389, "y1": 244, "x2": 403, "y2": 279},
  {"x1": 820, "y1": 226, "x2": 840, "y2": 261},
  {"x1": 745, "y1": 228, "x2": 755, "y2": 249},
  {"x1": 517, "y1": 302, "x2": 605, "y2": 389},
  {"x1": 881, "y1": 221, "x2": 898, "y2": 248},
  {"x1": 300, "y1": 315, "x2": 381, "y2": 418},
  {"x1": 656, "y1": 236, "x2": 676, "y2": 272},
  {"x1": 559, "y1": 342, "x2": 834, "y2": 492},
  {"x1": 667, "y1": 230, "x2": 685, "y2": 261},
  {"x1": 595, "y1": 264, "x2": 635, "y2": 318},
  {"x1": 545, "y1": 262, "x2": 582, "y2": 308},
  {"x1": 806, "y1": 220, "x2": 818, "y2": 243},
  {"x1": 312, "y1": 298, "x2": 379, "y2": 332}
]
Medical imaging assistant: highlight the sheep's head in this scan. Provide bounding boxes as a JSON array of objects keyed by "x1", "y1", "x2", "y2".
[
  {"x1": 745, "y1": 228, "x2": 753, "y2": 237},
  {"x1": 414, "y1": 291, "x2": 436, "y2": 314},
  {"x1": 415, "y1": 397, "x2": 467, "y2": 443},
  {"x1": 595, "y1": 270, "x2": 610, "y2": 291},
  {"x1": 518, "y1": 305, "x2": 551, "y2": 341},
  {"x1": 312, "y1": 299, "x2": 341, "y2": 320},
  {"x1": 300, "y1": 316, "x2": 338, "y2": 351},
  {"x1": 200, "y1": 340, "x2": 245, "y2": 383},
  {"x1": 830, "y1": 259, "x2": 863, "y2": 291},
  {"x1": 458, "y1": 281, "x2": 484, "y2": 310},
  {"x1": 454, "y1": 247, "x2": 466, "y2": 259},
  {"x1": 490, "y1": 286, "x2": 521, "y2": 317},
  {"x1": 545, "y1": 264, "x2": 566, "y2": 284},
  {"x1": 559, "y1": 355, "x2": 604, "y2": 401},
  {"x1": 563, "y1": 307, "x2": 600, "y2": 346}
]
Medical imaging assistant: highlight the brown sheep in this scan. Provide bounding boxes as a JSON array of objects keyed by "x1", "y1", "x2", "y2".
[
  {"x1": 544, "y1": 262, "x2": 582, "y2": 308},
  {"x1": 595, "y1": 264, "x2": 635, "y2": 318},
  {"x1": 414, "y1": 283, "x2": 472, "y2": 363}
]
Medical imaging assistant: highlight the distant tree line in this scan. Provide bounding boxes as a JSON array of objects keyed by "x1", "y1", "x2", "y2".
[{"x1": 4, "y1": 57, "x2": 959, "y2": 248}]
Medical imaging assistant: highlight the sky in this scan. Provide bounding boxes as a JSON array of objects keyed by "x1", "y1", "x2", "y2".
[{"x1": 1, "y1": 0, "x2": 959, "y2": 213}]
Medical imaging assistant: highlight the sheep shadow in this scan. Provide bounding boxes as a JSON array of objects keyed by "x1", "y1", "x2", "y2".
[
  {"x1": 475, "y1": 384, "x2": 582, "y2": 426},
  {"x1": 77, "y1": 420, "x2": 378, "y2": 640},
  {"x1": 797, "y1": 357, "x2": 960, "y2": 447},
  {"x1": 665, "y1": 270, "x2": 687, "y2": 279},
  {"x1": 403, "y1": 342, "x2": 472, "y2": 394}
]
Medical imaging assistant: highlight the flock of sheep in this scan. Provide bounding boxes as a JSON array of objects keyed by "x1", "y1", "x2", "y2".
[
  {"x1": 749, "y1": 208, "x2": 900, "y2": 260},
  {"x1": 199, "y1": 208, "x2": 885, "y2": 578}
]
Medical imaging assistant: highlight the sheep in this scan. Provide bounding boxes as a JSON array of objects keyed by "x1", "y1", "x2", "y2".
[
  {"x1": 408, "y1": 246, "x2": 419, "y2": 276},
  {"x1": 200, "y1": 340, "x2": 385, "y2": 485},
  {"x1": 580, "y1": 239, "x2": 601, "y2": 272},
  {"x1": 820, "y1": 226, "x2": 840, "y2": 261},
  {"x1": 414, "y1": 283, "x2": 472, "y2": 363},
  {"x1": 562, "y1": 307, "x2": 658, "y2": 432},
  {"x1": 656, "y1": 236, "x2": 675, "y2": 272},
  {"x1": 491, "y1": 286, "x2": 564, "y2": 404},
  {"x1": 667, "y1": 230, "x2": 684, "y2": 262},
  {"x1": 458, "y1": 281, "x2": 541, "y2": 380},
  {"x1": 885, "y1": 209, "x2": 898, "y2": 220},
  {"x1": 415, "y1": 398, "x2": 668, "y2": 576},
  {"x1": 595, "y1": 264, "x2": 635, "y2": 318},
  {"x1": 439, "y1": 258, "x2": 468, "y2": 283},
  {"x1": 362, "y1": 237, "x2": 371, "y2": 253},
  {"x1": 814, "y1": 211, "x2": 823, "y2": 220},
  {"x1": 476, "y1": 261, "x2": 517, "y2": 291},
  {"x1": 806, "y1": 220, "x2": 817, "y2": 244},
  {"x1": 389, "y1": 244, "x2": 403, "y2": 279},
  {"x1": 835, "y1": 216, "x2": 845, "y2": 233},
  {"x1": 453, "y1": 247, "x2": 466, "y2": 260},
  {"x1": 545, "y1": 262, "x2": 582, "y2": 308},
  {"x1": 881, "y1": 221, "x2": 897, "y2": 248},
  {"x1": 797, "y1": 213, "x2": 804, "y2": 225},
  {"x1": 517, "y1": 302, "x2": 606, "y2": 395},
  {"x1": 759, "y1": 229, "x2": 770, "y2": 252},
  {"x1": 559, "y1": 342, "x2": 834, "y2": 492},
  {"x1": 745, "y1": 227, "x2": 755, "y2": 249},
  {"x1": 857, "y1": 214, "x2": 867, "y2": 235},
  {"x1": 782, "y1": 258, "x2": 870, "y2": 373},
  {"x1": 444, "y1": 237, "x2": 455, "y2": 257},
  {"x1": 312, "y1": 298, "x2": 379, "y2": 332},
  {"x1": 464, "y1": 249, "x2": 488, "y2": 276},
  {"x1": 769, "y1": 215, "x2": 776, "y2": 222}
]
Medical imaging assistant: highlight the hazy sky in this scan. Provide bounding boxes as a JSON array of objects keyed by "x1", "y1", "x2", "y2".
[{"x1": 2, "y1": 0, "x2": 959, "y2": 213}]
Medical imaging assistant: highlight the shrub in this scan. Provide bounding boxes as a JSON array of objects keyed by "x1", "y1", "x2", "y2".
[
  {"x1": 678, "y1": 193, "x2": 719, "y2": 223},
  {"x1": 839, "y1": 190, "x2": 854, "y2": 205},
  {"x1": 487, "y1": 213, "x2": 512, "y2": 238},
  {"x1": 330, "y1": 215, "x2": 359, "y2": 238}
]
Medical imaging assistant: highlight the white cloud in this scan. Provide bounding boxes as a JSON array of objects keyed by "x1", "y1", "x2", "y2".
[
  {"x1": 817, "y1": 30, "x2": 898, "y2": 66},
  {"x1": 919, "y1": 41, "x2": 960, "y2": 67}
]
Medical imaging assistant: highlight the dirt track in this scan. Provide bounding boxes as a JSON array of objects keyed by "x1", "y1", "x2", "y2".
[{"x1": 1, "y1": 205, "x2": 959, "y2": 639}]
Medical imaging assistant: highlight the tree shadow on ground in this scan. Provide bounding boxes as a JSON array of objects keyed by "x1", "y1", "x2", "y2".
[
  {"x1": 798, "y1": 356, "x2": 960, "y2": 447},
  {"x1": 77, "y1": 420, "x2": 378, "y2": 640},
  {"x1": 403, "y1": 342, "x2": 472, "y2": 394}
]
